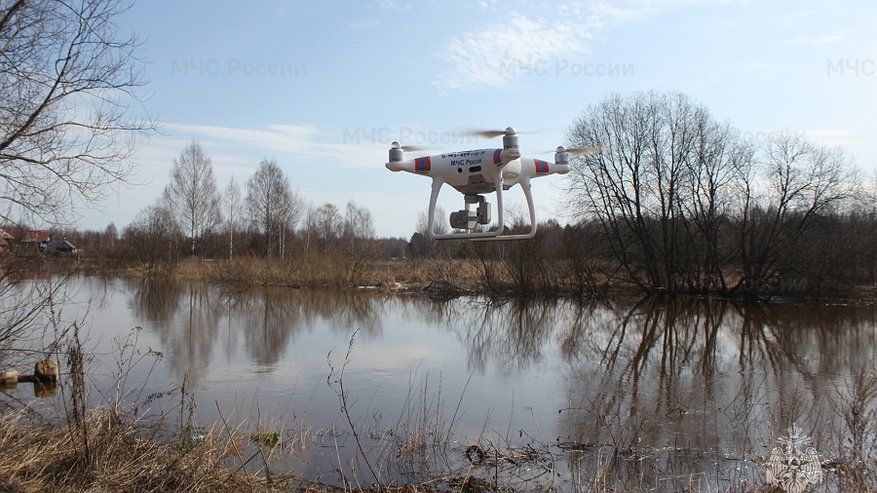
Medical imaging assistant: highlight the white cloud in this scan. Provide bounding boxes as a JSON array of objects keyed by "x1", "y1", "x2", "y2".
[
  {"x1": 435, "y1": 13, "x2": 590, "y2": 92},
  {"x1": 433, "y1": 0, "x2": 729, "y2": 92},
  {"x1": 787, "y1": 27, "x2": 855, "y2": 45},
  {"x1": 161, "y1": 122, "x2": 387, "y2": 168}
]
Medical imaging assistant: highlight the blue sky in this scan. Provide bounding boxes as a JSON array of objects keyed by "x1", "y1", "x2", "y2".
[{"x1": 88, "y1": 0, "x2": 877, "y2": 238}]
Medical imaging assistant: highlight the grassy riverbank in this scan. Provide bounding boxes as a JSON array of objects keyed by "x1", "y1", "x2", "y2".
[
  {"x1": 116, "y1": 257, "x2": 512, "y2": 294},
  {"x1": 104, "y1": 254, "x2": 877, "y2": 303},
  {"x1": 0, "y1": 406, "x2": 296, "y2": 493},
  {"x1": 109, "y1": 255, "x2": 621, "y2": 299}
]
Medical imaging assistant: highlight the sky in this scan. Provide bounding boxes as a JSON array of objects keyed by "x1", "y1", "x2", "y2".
[{"x1": 81, "y1": 0, "x2": 877, "y2": 238}]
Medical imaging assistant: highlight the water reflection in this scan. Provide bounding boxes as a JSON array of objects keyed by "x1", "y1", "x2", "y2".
[
  {"x1": 405, "y1": 296, "x2": 877, "y2": 490},
  {"x1": 128, "y1": 280, "x2": 389, "y2": 382},
  {"x1": 76, "y1": 279, "x2": 877, "y2": 490},
  {"x1": 430, "y1": 298, "x2": 562, "y2": 373}
]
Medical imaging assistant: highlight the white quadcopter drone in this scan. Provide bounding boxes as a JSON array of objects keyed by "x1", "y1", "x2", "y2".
[{"x1": 385, "y1": 127, "x2": 599, "y2": 241}]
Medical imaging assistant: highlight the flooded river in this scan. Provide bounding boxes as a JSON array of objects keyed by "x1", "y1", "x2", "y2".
[{"x1": 3, "y1": 276, "x2": 876, "y2": 491}]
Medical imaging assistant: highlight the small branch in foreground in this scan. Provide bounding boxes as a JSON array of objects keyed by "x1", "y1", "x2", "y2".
[{"x1": 327, "y1": 329, "x2": 383, "y2": 489}]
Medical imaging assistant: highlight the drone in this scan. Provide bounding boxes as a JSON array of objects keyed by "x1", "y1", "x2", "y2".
[{"x1": 385, "y1": 127, "x2": 599, "y2": 241}]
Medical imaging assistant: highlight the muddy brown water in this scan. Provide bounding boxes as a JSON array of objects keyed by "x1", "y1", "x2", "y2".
[{"x1": 4, "y1": 276, "x2": 875, "y2": 491}]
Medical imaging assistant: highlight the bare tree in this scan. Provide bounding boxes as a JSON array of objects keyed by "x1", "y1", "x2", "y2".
[
  {"x1": 104, "y1": 222, "x2": 118, "y2": 250},
  {"x1": 246, "y1": 159, "x2": 302, "y2": 257},
  {"x1": 123, "y1": 201, "x2": 181, "y2": 274},
  {"x1": 677, "y1": 120, "x2": 753, "y2": 292},
  {"x1": 567, "y1": 92, "x2": 751, "y2": 295},
  {"x1": 340, "y1": 201, "x2": 378, "y2": 284},
  {"x1": 736, "y1": 132, "x2": 858, "y2": 294},
  {"x1": 343, "y1": 201, "x2": 375, "y2": 242},
  {"x1": 567, "y1": 92, "x2": 702, "y2": 293},
  {"x1": 308, "y1": 203, "x2": 341, "y2": 252},
  {"x1": 410, "y1": 206, "x2": 448, "y2": 258},
  {"x1": 223, "y1": 177, "x2": 243, "y2": 259},
  {"x1": 0, "y1": 0, "x2": 152, "y2": 224},
  {"x1": 567, "y1": 92, "x2": 860, "y2": 297},
  {"x1": 164, "y1": 141, "x2": 221, "y2": 255}
]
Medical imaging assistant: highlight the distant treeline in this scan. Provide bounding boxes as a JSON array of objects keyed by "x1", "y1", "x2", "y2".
[
  {"x1": 26, "y1": 91, "x2": 877, "y2": 300},
  {"x1": 39, "y1": 203, "x2": 876, "y2": 301}
]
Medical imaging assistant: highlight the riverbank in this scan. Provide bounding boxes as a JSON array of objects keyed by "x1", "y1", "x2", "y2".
[
  {"x1": 102, "y1": 255, "x2": 627, "y2": 299},
  {"x1": 95, "y1": 255, "x2": 877, "y2": 304}
]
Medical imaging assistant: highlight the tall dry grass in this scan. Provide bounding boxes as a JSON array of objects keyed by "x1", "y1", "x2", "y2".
[{"x1": 0, "y1": 406, "x2": 296, "y2": 492}]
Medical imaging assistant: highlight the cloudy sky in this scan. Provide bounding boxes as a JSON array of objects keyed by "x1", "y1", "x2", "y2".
[{"x1": 90, "y1": 0, "x2": 877, "y2": 238}]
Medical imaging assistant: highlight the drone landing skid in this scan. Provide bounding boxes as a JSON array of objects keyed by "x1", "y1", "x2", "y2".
[{"x1": 426, "y1": 176, "x2": 537, "y2": 241}]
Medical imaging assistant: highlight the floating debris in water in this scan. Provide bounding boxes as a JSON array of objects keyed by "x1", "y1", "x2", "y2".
[{"x1": 250, "y1": 431, "x2": 281, "y2": 447}]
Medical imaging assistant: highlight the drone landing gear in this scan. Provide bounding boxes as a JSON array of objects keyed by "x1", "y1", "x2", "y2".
[{"x1": 427, "y1": 177, "x2": 537, "y2": 241}]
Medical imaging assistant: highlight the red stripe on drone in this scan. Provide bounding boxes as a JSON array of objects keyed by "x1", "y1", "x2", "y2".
[
  {"x1": 415, "y1": 156, "x2": 431, "y2": 172},
  {"x1": 534, "y1": 159, "x2": 550, "y2": 174},
  {"x1": 493, "y1": 149, "x2": 502, "y2": 166}
]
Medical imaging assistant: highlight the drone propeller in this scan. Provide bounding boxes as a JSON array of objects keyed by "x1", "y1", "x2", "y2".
[
  {"x1": 565, "y1": 145, "x2": 603, "y2": 156},
  {"x1": 468, "y1": 129, "x2": 513, "y2": 139},
  {"x1": 399, "y1": 145, "x2": 429, "y2": 152},
  {"x1": 540, "y1": 145, "x2": 603, "y2": 156},
  {"x1": 464, "y1": 126, "x2": 543, "y2": 139},
  {"x1": 390, "y1": 142, "x2": 430, "y2": 153}
]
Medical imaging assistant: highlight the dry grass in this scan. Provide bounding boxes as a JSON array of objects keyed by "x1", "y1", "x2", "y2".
[
  {"x1": 167, "y1": 256, "x2": 489, "y2": 294},
  {"x1": 0, "y1": 406, "x2": 298, "y2": 493},
  {"x1": 113, "y1": 254, "x2": 618, "y2": 299}
]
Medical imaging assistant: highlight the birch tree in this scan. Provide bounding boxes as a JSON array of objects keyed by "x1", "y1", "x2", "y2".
[
  {"x1": 164, "y1": 141, "x2": 221, "y2": 255},
  {"x1": 246, "y1": 159, "x2": 302, "y2": 257}
]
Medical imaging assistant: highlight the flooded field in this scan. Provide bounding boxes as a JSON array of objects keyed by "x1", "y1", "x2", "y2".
[{"x1": 3, "y1": 276, "x2": 876, "y2": 491}]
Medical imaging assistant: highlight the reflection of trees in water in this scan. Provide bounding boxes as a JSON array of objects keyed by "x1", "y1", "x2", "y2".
[
  {"x1": 132, "y1": 283, "x2": 388, "y2": 380},
  {"x1": 225, "y1": 287, "x2": 305, "y2": 367},
  {"x1": 431, "y1": 293, "x2": 877, "y2": 484},
  {"x1": 438, "y1": 298, "x2": 562, "y2": 374},
  {"x1": 128, "y1": 278, "x2": 186, "y2": 324},
  {"x1": 555, "y1": 299, "x2": 877, "y2": 478},
  {"x1": 131, "y1": 280, "x2": 222, "y2": 384},
  {"x1": 296, "y1": 289, "x2": 384, "y2": 338},
  {"x1": 214, "y1": 287, "x2": 388, "y2": 367},
  {"x1": 76, "y1": 277, "x2": 114, "y2": 311}
]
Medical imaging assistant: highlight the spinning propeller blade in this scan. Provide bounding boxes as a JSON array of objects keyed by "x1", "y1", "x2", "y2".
[
  {"x1": 540, "y1": 145, "x2": 603, "y2": 155},
  {"x1": 565, "y1": 145, "x2": 603, "y2": 155},
  {"x1": 464, "y1": 127, "x2": 541, "y2": 139},
  {"x1": 399, "y1": 145, "x2": 429, "y2": 152},
  {"x1": 390, "y1": 141, "x2": 430, "y2": 153},
  {"x1": 468, "y1": 129, "x2": 510, "y2": 139}
]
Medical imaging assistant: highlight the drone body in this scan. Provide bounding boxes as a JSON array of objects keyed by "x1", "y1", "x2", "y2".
[{"x1": 385, "y1": 127, "x2": 584, "y2": 241}]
